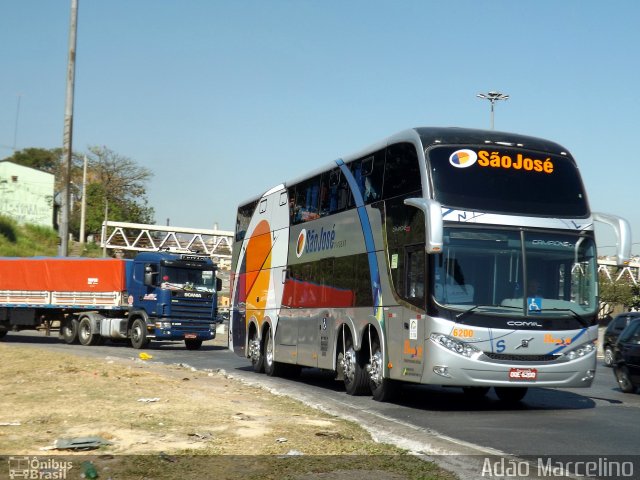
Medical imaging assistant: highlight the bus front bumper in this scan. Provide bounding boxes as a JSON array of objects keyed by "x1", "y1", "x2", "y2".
[{"x1": 422, "y1": 341, "x2": 597, "y2": 388}]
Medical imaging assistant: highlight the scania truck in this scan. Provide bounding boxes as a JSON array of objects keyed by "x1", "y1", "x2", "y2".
[{"x1": 0, "y1": 252, "x2": 222, "y2": 350}]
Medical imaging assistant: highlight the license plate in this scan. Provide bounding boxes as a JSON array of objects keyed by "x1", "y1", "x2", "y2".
[
  {"x1": 185, "y1": 333, "x2": 197, "y2": 339},
  {"x1": 508, "y1": 368, "x2": 537, "y2": 381}
]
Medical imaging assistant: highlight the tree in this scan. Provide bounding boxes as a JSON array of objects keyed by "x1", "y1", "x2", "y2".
[
  {"x1": 69, "y1": 146, "x2": 155, "y2": 238},
  {"x1": 598, "y1": 271, "x2": 640, "y2": 318}
]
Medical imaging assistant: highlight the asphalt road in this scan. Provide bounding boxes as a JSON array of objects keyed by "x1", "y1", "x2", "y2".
[{"x1": 4, "y1": 329, "x2": 639, "y2": 478}]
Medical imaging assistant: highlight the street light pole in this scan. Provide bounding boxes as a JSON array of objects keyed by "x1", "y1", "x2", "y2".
[{"x1": 476, "y1": 91, "x2": 509, "y2": 130}]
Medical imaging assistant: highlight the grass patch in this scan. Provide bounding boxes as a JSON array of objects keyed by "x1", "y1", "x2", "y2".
[{"x1": 0, "y1": 343, "x2": 456, "y2": 480}]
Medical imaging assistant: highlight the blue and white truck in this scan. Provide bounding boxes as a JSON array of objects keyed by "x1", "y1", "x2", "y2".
[{"x1": 0, "y1": 251, "x2": 222, "y2": 350}]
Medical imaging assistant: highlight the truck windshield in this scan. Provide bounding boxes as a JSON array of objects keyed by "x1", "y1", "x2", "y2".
[
  {"x1": 432, "y1": 227, "x2": 597, "y2": 319},
  {"x1": 160, "y1": 267, "x2": 215, "y2": 293}
]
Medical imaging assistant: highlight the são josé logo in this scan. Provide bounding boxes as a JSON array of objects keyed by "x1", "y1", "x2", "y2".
[
  {"x1": 296, "y1": 226, "x2": 336, "y2": 258},
  {"x1": 449, "y1": 149, "x2": 477, "y2": 168},
  {"x1": 296, "y1": 229, "x2": 307, "y2": 258}
]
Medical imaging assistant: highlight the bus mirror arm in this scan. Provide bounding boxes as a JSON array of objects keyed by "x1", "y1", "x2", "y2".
[
  {"x1": 404, "y1": 198, "x2": 443, "y2": 254},
  {"x1": 593, "y1": 212, "x2": 632, "y2": 266}
]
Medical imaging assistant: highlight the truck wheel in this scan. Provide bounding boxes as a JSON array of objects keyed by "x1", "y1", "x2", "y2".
[
  {"x1": 78, "y1": 317, "x2": 99, "y2": 346},
  {"x1": 0, "y1": 328, "x2": 7, "y2": 340},
  {"x1": 185, "y1": 339, "x2": 203, "y2": 350},
  {"x1": 61, "y1": 319, "x2": 79, "y2": 344},
  {"x1": 130, "y1": 318, "x2": 150, "y2": 349}
]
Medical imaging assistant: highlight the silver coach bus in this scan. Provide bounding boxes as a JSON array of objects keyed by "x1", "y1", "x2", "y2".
[{"x1": 230, "y1": 127, "x2": 631, "y2": 402}]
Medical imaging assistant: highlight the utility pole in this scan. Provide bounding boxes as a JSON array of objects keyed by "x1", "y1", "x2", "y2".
[
  {"x1": 476, "y1": 91, "x2": 509, "y2": 130},
  {"x1": 79, "y1": 154, "x2": 87, "y2": 248},
  {"x1": 59, "y1": 0, "x2": 79, "y2": 257}
]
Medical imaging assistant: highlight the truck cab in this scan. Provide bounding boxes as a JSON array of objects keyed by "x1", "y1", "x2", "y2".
[{"x1": 127, "y1": 252, "x2": 222, "y2": 349}]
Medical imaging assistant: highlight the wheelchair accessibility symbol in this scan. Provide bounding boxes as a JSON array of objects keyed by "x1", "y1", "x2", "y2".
[{"x1": 527, "y1": 297, "x2": 542, "y2": 313}]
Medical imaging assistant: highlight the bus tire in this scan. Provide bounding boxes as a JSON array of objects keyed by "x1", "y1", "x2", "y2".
[
  {"x1": 341, "y1": 344, "x2": 369, "y2": 396},
  {"x1": 250, "y1": 329, "x2": 264, "y2": 373},
  {"x1": 462, "y1": 386, "x2": 490, "y2": 399},
  {"x1": 185, "y1": 339, "x2": 203, "y2": 350},
  {"x1": 78, "y1": 317, "x2": 99, "y2": 346},
  {"x1": 130, "y1": 318, "x2": 150, "y2": 349},
  {"x1": 495, "y1": 387, "x2": 528, "y2": 403},
  {"x1": 61, "y1": 318, "x2": 79, "y2": 344},
  {"x1": 368, "y1": 343, "x2": 397, "y2": 402},
  {"x1": 264, "y1": 327, "x2": 284, "y2": 377}
]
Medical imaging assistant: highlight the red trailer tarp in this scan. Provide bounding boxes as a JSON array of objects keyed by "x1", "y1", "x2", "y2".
[{"x1": 0, "y1": 258, "x2": 127, "y2": 292}]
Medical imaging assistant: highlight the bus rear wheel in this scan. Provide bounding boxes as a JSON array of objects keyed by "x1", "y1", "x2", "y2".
[
  {"x1": 264, "y1": 327, "x2": 284, "y2": 377},
  {"x1": 249, "y1": 329, "x2": 264, "y2": 373},
  {"x1": 340, "y1": 344, "x2": 369, "y2": 396},
  {"x1": 368, "y1": 346, "x2": 397, "y2": 402}
]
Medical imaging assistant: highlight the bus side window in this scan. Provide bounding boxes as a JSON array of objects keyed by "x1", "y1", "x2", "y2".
[
  {"x1": 362, "y1": 151, "x2": 384, "y2": 204},
  {"x1": 290, "y1": 176, "x2": 321, "y2": 225},
  {"x1": 347, "y1": 150, "x2": 385, "y2": 206},
  {"x1": 384, "y1": 143, "x2": 421, "y2": 200},
  {"x1": 320, "y1": 168, "x2": 351, "y2": 215},
  {"x1": 236, "y1": 200, "x2": 258, "y2": 242}
]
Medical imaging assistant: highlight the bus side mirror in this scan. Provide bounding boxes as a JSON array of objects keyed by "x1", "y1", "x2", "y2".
[
  {"x1": 404, "y1": 198, "x2": 443, "y2": 254},
  {"x1": 216, "y1": 277, "x2": 223, "y2": 292},
  {"x1": 593, "y1": 212, "x2": 632, "y2": 266}
]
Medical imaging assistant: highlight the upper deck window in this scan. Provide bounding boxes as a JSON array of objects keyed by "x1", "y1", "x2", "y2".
[{"x1": 428, "y1": 146, "x2": 589, "y2": 218}]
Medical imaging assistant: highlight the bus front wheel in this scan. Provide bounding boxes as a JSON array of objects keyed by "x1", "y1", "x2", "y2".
[{"x1": 494, "y1": 387, "x2": 528, "y2": 403}]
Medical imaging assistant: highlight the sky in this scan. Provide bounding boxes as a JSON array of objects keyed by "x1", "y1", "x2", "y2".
[{"x1": 1, "y1": 0, "x2": 639, "y2": 256}]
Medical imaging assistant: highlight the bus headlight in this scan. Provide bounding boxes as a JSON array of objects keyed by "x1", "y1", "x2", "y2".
[
  {"x1": 430, "y1": 333, "x2": 481, "y2": 359},
  {"x1": 560, "y1": 341, "x2": 596, "y2": 361}
]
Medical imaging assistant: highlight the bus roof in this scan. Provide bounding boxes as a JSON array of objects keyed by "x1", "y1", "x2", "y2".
[
  {"x1": 413, "y1": 127, "x2": 571, "y2": 156},
  {"x1": 237, "y1": 126, "x2": 574, "y2": 207}
]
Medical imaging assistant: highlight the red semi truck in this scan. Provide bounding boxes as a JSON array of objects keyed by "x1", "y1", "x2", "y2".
[{"x1": 0, "y1": 252, "x2": 221, "y2": 349}]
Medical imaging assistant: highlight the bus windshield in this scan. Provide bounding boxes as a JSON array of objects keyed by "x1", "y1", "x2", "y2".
[
  {"x1": 432, "y1": 227, "x2": 597, "y2": 319},
  {"x1": 160, "y1": 267, "x2": 215, "y2": 292}
]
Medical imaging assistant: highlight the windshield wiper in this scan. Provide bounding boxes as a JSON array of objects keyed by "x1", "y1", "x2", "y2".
[
  {"x1": 455, "y1": 304, "x2": 521, "y2": 321},
  {"x1": 539, "y1": 308, "x2": 590, "y2": 328}
]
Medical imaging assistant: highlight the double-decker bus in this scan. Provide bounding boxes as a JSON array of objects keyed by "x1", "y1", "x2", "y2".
[{"x1": 230, "y1": 127, "x2": 631, "y2": 402}]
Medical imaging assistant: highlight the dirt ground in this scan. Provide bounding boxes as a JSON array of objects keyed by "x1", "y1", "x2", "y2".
[{"x1": 0, "y1": 336, "x2": 456, "y2": 480}]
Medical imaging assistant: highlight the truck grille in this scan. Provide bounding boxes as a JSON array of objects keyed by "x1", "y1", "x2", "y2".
[{"x1": 169, "y1": 292, "x2": 214, "y2": 322}]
